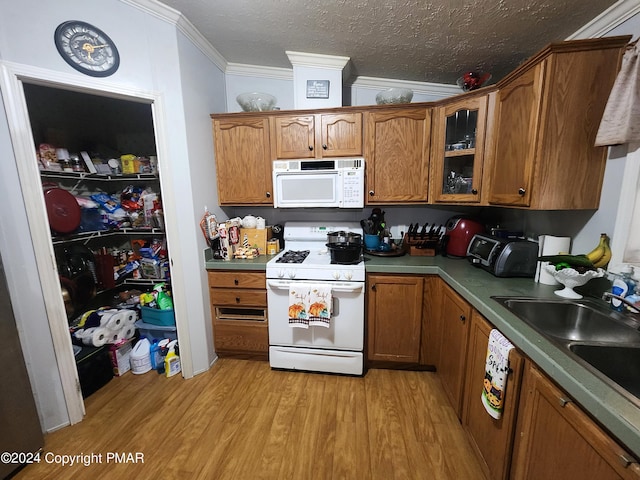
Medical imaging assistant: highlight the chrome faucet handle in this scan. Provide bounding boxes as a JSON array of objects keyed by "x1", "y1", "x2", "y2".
[{"x1": 602, "y1": 291, "x2": 640, "y2": 313}]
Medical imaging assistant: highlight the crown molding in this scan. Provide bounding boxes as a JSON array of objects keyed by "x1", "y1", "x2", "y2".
[
  {"x1": 351, "y1": 75, "x2": 460, "y2": 97},
  {"x1": 285, "y1": 51, "x2": 351, "y2": 70},
  {"x1": 567, "y1": 0, "x2": 640, "y2": 39},
  {"x1": 120, "y1": 0, "x2": 227, "y2": 71},
  {"x1": 226, "y1": 63, "x2": 293, "y2": 80}
]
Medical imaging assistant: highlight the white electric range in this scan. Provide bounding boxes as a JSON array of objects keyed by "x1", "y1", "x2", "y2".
[{"x1": 266, "y1": 222, "x2": 365, "y2": 375}]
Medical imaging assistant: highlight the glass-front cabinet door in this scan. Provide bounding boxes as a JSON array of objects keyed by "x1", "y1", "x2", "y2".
[{"x1": 431, "y1": 94, "x2": 488, "y2": 203}]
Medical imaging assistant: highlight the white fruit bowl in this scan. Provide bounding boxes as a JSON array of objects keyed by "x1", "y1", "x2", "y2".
[
  {"x1": 544, "y1": 265, "x2": 605, "y2": 299},
  {"x1": 236, "y1": 92, "x2": 277, "y2": 112},
  {"x1": 375, "y1": 88, "x2": 413, "y2": 105}
]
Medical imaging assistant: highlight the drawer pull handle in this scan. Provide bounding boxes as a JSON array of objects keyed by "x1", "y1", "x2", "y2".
[
  {"x1": 619, "y1": 453, "x2": 637, "y2": 468},
  {"x1": 558, "y1": 397, "x2": 571, "y2": 407},
  {"x1": 234, "y1": 279, "x2": 239, "y2": 285},
  {"x1": 235, "y1": 297, "x2": 240, "y2": 303},
  {"x1": 459, "y1": 315, "x2": 466, "y2": 322},
  {"x1": 518, "y1": 187, "x2": 526, "y2": 196},
  {"x1": 308, "y1": 145, "x2": 313, "y2": 151},
  {"x1": 322, "y1": 144, "x2": 327, "y2": 150}
]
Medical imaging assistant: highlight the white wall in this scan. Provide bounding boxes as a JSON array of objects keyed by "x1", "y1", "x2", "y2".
[
  {"x1": 175, "y1": 30, "x2": 227, "y2": 371},
  {"x1": 0, "y1": 0, "x2": 223, "y2": 430}
]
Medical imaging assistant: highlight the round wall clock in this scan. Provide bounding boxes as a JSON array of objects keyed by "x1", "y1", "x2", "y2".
[{"x1": 54, "y1": 20, "x2": 120, "y2": 77}]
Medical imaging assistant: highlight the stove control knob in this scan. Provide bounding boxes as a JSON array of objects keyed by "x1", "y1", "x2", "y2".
[
  {"x1": 332, "y1": 271, "x2": 341, "y2": 280},
  {"x1": 344, "y1": 271, "x2": 353, "y2": 280},
  {"x1": 288, "y1": 270, "x2": 296, "y2": 279},
  {"x1": 278, "y1": 270, "x2": 286, "y2": 278}
]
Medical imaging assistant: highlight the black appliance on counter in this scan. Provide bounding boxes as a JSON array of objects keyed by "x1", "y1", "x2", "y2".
[{"x1": 466, "y1": 233, "x2": 538, "y2": 277}]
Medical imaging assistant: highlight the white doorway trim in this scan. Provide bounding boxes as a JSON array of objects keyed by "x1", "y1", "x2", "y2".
[{"x1": 0, "y1": 61, "x2": 191, "y2": 425}]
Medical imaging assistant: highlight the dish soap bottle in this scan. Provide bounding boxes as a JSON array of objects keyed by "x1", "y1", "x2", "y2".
[
  {"x1": 610, "y1": 265, "x2": 636, "y2": 312},
  {"x1": 164, "y1": 340, "x2": 181, "y2": 378}
]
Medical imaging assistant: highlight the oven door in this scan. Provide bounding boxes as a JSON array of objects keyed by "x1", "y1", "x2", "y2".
[
  {"x1": 273, "y1": 171, "x2": 341, "y2": 208},
  {"x1": 266, "y1": 278, "x2": 364, "y2": 350}
]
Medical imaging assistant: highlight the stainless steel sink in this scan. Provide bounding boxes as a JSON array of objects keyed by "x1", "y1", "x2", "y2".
[
  {"x1": 569, "y1": 344, "x2": 640, "y2": 399},
  {"x1": 493, "y1": 297, "x2": 640, "y2": 344},
  {"x1": 492, "y1": 296, "x2": 640, "y2": 405}
]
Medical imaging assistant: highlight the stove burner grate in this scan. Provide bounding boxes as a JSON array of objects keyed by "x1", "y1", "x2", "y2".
[{"x1": 276, "y1": 250, "x2": 310, "y2": 264}]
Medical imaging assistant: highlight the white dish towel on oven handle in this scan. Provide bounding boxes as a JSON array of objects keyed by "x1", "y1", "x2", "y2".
[
  {"x1": 288, "y1": 283, "x2": 309, "y2": 328},
  {"x1": 308, "y1": 284, "x2": 332, "y2": 328}
]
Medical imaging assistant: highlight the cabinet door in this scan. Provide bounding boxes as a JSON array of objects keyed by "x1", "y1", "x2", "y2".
[
  {"x1": 512, "y1": 362, "x2": 640, "y2": 480},
  {"x1": 364, "y1": 107, "x2": 431, "y2": 203},
  {"x1": 462, "y1": 311, "x2": 524, "y2": 480},
  {"x1": 318, "y1": 112, "x2": 362, "y2": 157},
  {"x1": 367, "y1": 274, "x2": 424, "y2": 363},
  {"x1": 213, "y1": 116, "x2": 273, "y2": 204},
  {"x1": 431, "y1": 95, "x2": 488, "y2": 203},
  {"x1": 437, "y1": 282, "x2": 471, "y2": 417},
  {"x1": 272, "y1": 114, "x2": 316, "y2": 159},
  {"x1": 487, "y1": 62, "x2": 544, "y2": 207}
]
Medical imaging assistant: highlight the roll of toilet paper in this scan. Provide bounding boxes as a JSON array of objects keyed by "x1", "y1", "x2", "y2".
[
  {"x1": 79, "y1": 327, "x2": 109, "y2": 347},
  {"x1": 536, "y1": 235, "x2": 572, "y2": 285}
]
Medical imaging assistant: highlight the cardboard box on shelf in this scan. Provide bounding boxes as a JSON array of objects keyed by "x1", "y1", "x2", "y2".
[{"x1": 239, "y1": 227, "x2": 273, "y2": 255}]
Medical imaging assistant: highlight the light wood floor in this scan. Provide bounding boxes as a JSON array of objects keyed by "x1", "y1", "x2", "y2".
[{"x1": 15, "y1": 359, "x2": 486, "y2": 480}]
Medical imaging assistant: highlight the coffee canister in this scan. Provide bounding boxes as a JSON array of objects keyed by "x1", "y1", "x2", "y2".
[{"x1": 267, "y1": 239, "x2": 279, "y2": 255}]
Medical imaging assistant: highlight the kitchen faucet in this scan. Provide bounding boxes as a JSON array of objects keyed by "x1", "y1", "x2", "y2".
[{"x1": 601, "y1": 291, "x2": 640, "y2": 313}]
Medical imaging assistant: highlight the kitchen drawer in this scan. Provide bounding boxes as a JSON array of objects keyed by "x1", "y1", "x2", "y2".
[
  {"x1": 208, "y1": 271, "x2": 265, "y2": 289},
  {"x1": 210, "y1": 288, "x2": 267, "y2": 307},
  {"x1": 214, "y1": 322, "x2": 269, "y2": 354}
]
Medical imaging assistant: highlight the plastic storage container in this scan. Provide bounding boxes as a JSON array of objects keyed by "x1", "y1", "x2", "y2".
[
  {"x1": 135, "y1": 319, "x2": 177, "y2": 342},
  {"x1": 140, "y1": 306, "x2": 175, "y2": 326}
]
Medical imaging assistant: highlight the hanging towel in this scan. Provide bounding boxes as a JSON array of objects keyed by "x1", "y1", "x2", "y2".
[
  {"x1": 288, "y1": 283, "x2": 309, "y2": 328},
  {"x1": 307, "y1": 285, "x2": 332, "y2": 328},
  {"x1": 595, "y1": 39, "x2": 640, "y2": 146},
  {"x1": 481, "y1": 329, "x2": 514, "y2": 419}
]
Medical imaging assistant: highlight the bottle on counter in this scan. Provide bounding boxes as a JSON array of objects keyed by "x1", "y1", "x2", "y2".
[{"x1": 610, "y1": 265, "x2": 636, "y2": 312}]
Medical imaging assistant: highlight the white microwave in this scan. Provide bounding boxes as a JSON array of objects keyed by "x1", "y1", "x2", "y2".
[{"x1": 272, "y1": 158, "x2": 364, "y2": 208}]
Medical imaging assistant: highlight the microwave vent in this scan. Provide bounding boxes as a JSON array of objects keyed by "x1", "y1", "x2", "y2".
[{"x1": 337, "y1": 158, "x2": 363, "y2": 169}]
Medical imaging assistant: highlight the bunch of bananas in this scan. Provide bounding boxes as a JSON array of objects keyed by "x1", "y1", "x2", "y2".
[
  {"x1": 538, "y1": 233, "x2": 611, "y2": 272},
  {"x1": 584, "y1": 233, "x2": 612, "y2": 269}
]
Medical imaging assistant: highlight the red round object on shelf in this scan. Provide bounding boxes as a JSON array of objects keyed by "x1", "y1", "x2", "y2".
[{"x1": 44, "y1": 188, "x2": 81, "y2": 234}]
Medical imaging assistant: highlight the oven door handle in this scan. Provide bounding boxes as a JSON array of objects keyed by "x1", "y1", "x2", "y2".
[{"x1": 266, "y1": 279, "x2": 364, "y2": 293}]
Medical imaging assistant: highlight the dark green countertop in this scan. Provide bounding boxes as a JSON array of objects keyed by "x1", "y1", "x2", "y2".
[{"x1": 205, "y1": 249, "x2": 640, "y2": 456}]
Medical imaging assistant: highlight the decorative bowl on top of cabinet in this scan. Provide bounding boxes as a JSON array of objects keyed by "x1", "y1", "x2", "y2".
[{"x1": 487, "y1": 36, "x2": 630, "y2": 209}]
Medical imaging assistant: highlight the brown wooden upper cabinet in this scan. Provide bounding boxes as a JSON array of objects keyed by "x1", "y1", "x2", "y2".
[
  {"x1": 364, "y1": 106, "x2": 431, "y2": 204},
  {"x1": 271, "y1": 112, "x2": 362, "y2": 159},
  {"x1": 431, "y1": 93, "x2": 489, "y2": 204},
  {"x1": 487, "y1": 36, "x2": 630, "y2": 209},
  {"x1": 211, "y1": 114, "x2": 273, "y2": 205}
]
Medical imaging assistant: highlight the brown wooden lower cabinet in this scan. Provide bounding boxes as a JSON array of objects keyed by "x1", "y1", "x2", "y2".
[
  {"x1": 208, "y1": 270, "x2": 269, "y2": 359},
  {"x1": 462, "y1": 310, "x2": 524, "y2": 480},
  {"x1": 437, "y1": 281, "x2": 471, "y2": 417},
  {"x1": 511, "y1": 362, "x2": 640, "y2": 480},
  {"x1": 366, "y1": 274, "x2": 424, "y2": 364}
]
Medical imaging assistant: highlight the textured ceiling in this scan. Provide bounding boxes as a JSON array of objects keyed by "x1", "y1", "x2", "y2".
[{"x1": 159, "y1": 0, "x2": 617, "y2": 84}]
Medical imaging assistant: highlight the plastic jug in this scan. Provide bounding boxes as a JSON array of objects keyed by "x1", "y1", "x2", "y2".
[
  {"x1": 164, "y1": 340, "x2": 181, "y2": 378},
  {"x1": 130, "y1": 338, "x2": 151, "y2": 374}
]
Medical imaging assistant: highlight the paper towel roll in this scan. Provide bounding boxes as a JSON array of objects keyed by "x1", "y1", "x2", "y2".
[
  {"x1": 117, "y1": 325, "x2": 136, "y2": 342},
  {"x1": 104, "y1": 311, "x2": 125, "y2": 331},
  {"x1": 120, "y1": 309, "x2": 137, "y2": 325},
  {"x1": 80, "y1": 327, "x2": 109, "y2": 347},
  {"x1": 536, "y1": 235, "x2": 572, "y2": 285}
]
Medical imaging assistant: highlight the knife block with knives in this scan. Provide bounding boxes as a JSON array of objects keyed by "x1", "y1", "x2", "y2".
[{"x1": 403, "y1": 223, "x2": 444, "y2": 256}]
